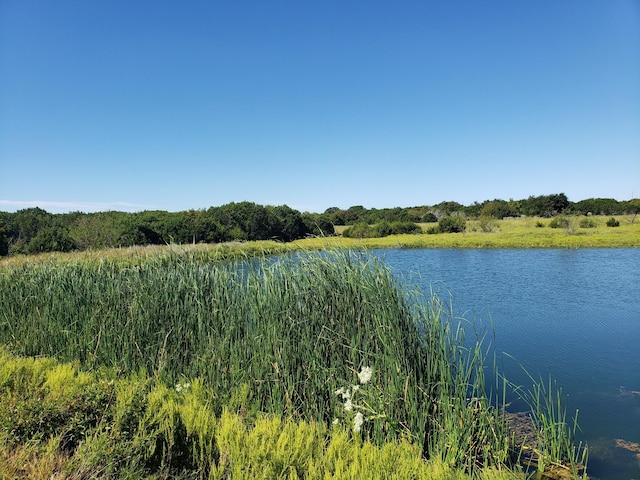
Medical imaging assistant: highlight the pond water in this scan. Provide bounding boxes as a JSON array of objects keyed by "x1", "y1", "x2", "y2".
[{"x1": 373, "y1": 248, "x2": 640, "y2": 480}]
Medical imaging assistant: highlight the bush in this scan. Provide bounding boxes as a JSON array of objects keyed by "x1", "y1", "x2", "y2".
[
  {"x1": 342, "y1": 222, "x2": 372, "y2": 238},
  {"x1": 535, "y1": 221, "x2": 545, "y2": 228},
  {"x1": 606, "y1": 217, "x2": 620, "y2": 227},
  {"x1": 478, "y1": 216, "x2": 498, "y2": 233},
  {"x1": 437, "y1": 216, "x2": 466, "y2": 233},
  {"x1": 548, "y1": 216, "x2": 571, "y2": 229},
  {"x1": 343, "y1": 221, "x2": 422, "y2": 238},
  {"x1": 579, "y1": 218, "x2": 597, "y2": 229}
]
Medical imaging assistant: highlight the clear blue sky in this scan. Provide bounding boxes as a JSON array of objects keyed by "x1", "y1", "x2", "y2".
[{"x1": 1, "y1": 1, "x2": 639, "y2": 214}]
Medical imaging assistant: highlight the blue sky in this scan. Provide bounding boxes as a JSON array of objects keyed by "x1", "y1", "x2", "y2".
[{"x1": 1, "y1": 1, "x2": 638, "y2": 214}]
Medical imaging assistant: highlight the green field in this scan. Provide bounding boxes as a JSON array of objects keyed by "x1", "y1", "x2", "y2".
[{"x1": 329, "y1": 215, "x2": 639, "y2": 249}]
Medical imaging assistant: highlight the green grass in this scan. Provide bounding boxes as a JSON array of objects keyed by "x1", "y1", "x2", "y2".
[
  {"x1": 328, "y1": 215, "x2": 640, "y2": 249},
  {"x1": 0, "y1": 248, "x2": 589, "y2": 478},
  {"x1": 0, "y1": 349, "x2": 524, "y2": 479}
]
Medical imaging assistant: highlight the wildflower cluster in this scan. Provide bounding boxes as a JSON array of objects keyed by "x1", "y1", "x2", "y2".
[
  {"x1": 333, "y1": 365, "x2": 374, "y2": 433},
  {"x1": 175, "y1": 382, "x2": 191, "y2": 394}
]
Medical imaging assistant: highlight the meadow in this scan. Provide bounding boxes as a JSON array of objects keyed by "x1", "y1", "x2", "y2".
[
  {"x1": 1, "y1": 215, "x2": 623, "y2": 478},
  {"x1": 329, "y1": 215, "x2": 640, "y2": 249}
]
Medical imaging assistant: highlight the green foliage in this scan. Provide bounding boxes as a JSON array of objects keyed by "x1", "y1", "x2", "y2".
[
  {"x1": 0, "y1": 349, "x2": 526, "y2": 479},
  {"x1": 520, "y1": 194, "x2": 569, "y2": 218},
  {"x1": 478, "y1": 216, "x2": 498, "y2": 233},
  {"x1": 301, "y1": 212, "x2": 335, "y2": 237},
  {"x1": 479, "y1": 200, "x2": 518, "y2": 219},
  {"x1": 578, "y1": 218, "x2": 597, "y2": 229},
  {"x1": 422, "y1": 212, "x2": 438, "y2": 223},
  {"x1": 27, "y1": 226, "x2": 76, "y2": 253},
  {"x1": 510, "y1": 372, "x2": 588, "y2": 478},
  {"x1": 342, "y1": 221, "x2": 422, "y2": 238},
  {"x1": 0, "y1": 248, "x2": 589, "y2": 478},
  {"x1": 0, "y1": 220, "x2": 8, "y2": 256},
  {"x1": 2, "y1": 194, "x2": 637, "y2": 257},
  {"x1": 573, "y1": 198, "x2": 628, "y2": 216},
  {"x1": 0, "y1": 203, "x2": 312, "y2": 256},
  {"x1": 606, "y1": 217, "x2": 620, "y2": 227},
  {"x1": 548, "y1": 216, "x2": 571, "y2": 229},
  {"x1": 437, "y1": 216, "x2": 467, "y2": 233}
]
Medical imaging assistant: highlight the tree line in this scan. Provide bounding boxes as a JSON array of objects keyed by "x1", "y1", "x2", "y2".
[
  {"x1": 325, "y1": 194, "x2": 639, "y2": 225},
  {"x1": 1, "y1": 194, "x2": 637, "y2": 256},
  {"x1": 0, "y1": 202, "x2": 334, "y2": 256}
]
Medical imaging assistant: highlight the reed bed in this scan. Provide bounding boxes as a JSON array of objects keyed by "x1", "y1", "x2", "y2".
[{"x1": 0, "y1": 249, "x2": 585, "y2": 477}]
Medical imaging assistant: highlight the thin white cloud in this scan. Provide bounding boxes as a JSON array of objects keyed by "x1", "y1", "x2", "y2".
[{"x1": 0, "y1": 200, "x2": 154, "y2": 213}]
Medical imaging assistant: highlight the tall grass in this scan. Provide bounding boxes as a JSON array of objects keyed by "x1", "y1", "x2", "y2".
[
  {"x1": 0, "y1": 349, "x2": 524, "y2": 479},
  {"x1": 0, "y1": 249, "x2": 586, "y2": 476}
]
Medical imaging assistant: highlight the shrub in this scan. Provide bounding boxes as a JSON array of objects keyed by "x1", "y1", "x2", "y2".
[
  {"x1": 579, "y1": 218, "x2": 597, "y2": 229},
  {"x1": 342, "y1": 222, "x2": 372, "y2": 238},
  {"x1": 548, "y1": 216, "x2": 571, "y2": 229},
  {"x1": 343, "y1": 221, "x2": 422, "y2": 238},
  {"x1": 421, "y1": 212, "x2": 438, "y2": 223},
  {"x1": 478, "y1": 216, "x2": 498, "y2": 233},
  {"x1": 606, "y1": 217, "x2": 620, "y2": 227},
  {"x1": 535, "y1": 221, "x2": 545, "y2": 228},
  {"x1": 437, "y1": 216, "x2": 466, "y2": 233}
]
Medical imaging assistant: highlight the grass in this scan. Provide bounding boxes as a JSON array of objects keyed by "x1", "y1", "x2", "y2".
[
  {"x1": 330, "y1": 215, "x2": 639, "y2": 249},
  {"x1": 0, "y1": 248, "x2": 590, "y2": 478},
  {"x1": 0, "y1": 348, "x2": 524, "y2": 479}
]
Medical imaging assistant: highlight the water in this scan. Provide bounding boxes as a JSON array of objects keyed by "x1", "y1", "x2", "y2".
[{"x1": 373, "y1": 248, "x2": 640, "y2": 480}]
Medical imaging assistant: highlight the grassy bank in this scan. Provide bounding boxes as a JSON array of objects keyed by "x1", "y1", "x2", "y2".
[{"x1": 0, "y1": 249, "x2": 587, "y2": 478}]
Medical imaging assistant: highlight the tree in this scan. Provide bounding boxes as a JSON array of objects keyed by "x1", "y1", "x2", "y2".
[
  {"x1": 269, "y1": 205, "x2": 308, "y2": 242},
  {"x1": 26, "y1": 227, "x2": 76, "y2": 253},
  {"x1": 0, "y1": 220, "x2": 8, "y2": 256},
  {"x1": 521, "y1": 194, "x2": 569, "y2": 217},
  {"x1": 301, "y1": 213, "x2": 335, "y2": 237}
]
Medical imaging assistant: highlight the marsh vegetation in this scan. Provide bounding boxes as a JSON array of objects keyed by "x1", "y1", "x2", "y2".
[{"x1": 0, "y1": 249, "x2": 588, "y2": 478}]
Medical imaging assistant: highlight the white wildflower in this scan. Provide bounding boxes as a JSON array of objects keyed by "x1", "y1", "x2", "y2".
[
  {"x1": 340, "y1": 388, "x2": 351, "y2": 401},
  {"x1": 175, "y1": 382, "x2": 191, "y2": 394},
  {"x1": 334, "y1": 387, "x2": 346, "y2": 396},
  {"x1": 358, "y1": 366, "x2": 373, "y2": 384},
  {"x1": 343, "y1": 398, "x2": 354, "y2": 412},
  {"x1": 332, "y1": 418, "x2": 339, "y2": 425},
  {"x1": 352, "y1": 385, "x2": 360, "y2": 392},
  {"x1": 353, "y1": 411, "x2": 364, "y2": 433}
]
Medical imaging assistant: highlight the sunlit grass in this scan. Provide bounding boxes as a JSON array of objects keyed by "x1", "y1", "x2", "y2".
[
  {"x1": 0, "y1": 247, "x2": 591, "y2": 478},
  {"x1": 328, "y1": 215, "x2": 639, "y2": 249},
  {"x1": 0, "y1": 349, "x2": 524, "y2": 479}
]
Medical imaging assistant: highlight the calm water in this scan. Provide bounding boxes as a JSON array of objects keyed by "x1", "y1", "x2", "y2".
[{"x1": 373, "y1": 248, "x2": 640, "y2": 480}]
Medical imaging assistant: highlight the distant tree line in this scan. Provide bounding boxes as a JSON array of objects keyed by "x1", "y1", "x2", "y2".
[
  {"x1": 0, "y1": 202, "x2": 335, "y2": 256},
  {"x1": 1, "y1": 195, "x2": 638, "y2": 256},
  {"x1": 325, "y1": 194, "x2": 639, "y2": 225}
]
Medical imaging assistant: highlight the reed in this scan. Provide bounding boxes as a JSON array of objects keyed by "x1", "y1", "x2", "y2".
[
  {"x1": 509, "y1": 371, "x2": 588, "y2": 478},
  {"x1": 0, "y1": 248, "x2": 587, "y2": 477}
]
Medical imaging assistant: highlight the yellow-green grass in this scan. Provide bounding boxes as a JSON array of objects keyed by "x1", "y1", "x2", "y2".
[
  {"x1": 0, "y1": 349, "x2": 524, "y2": 480},
  {"x1": 330, "y1": 215, "x2": 639, "y2": 249}
]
